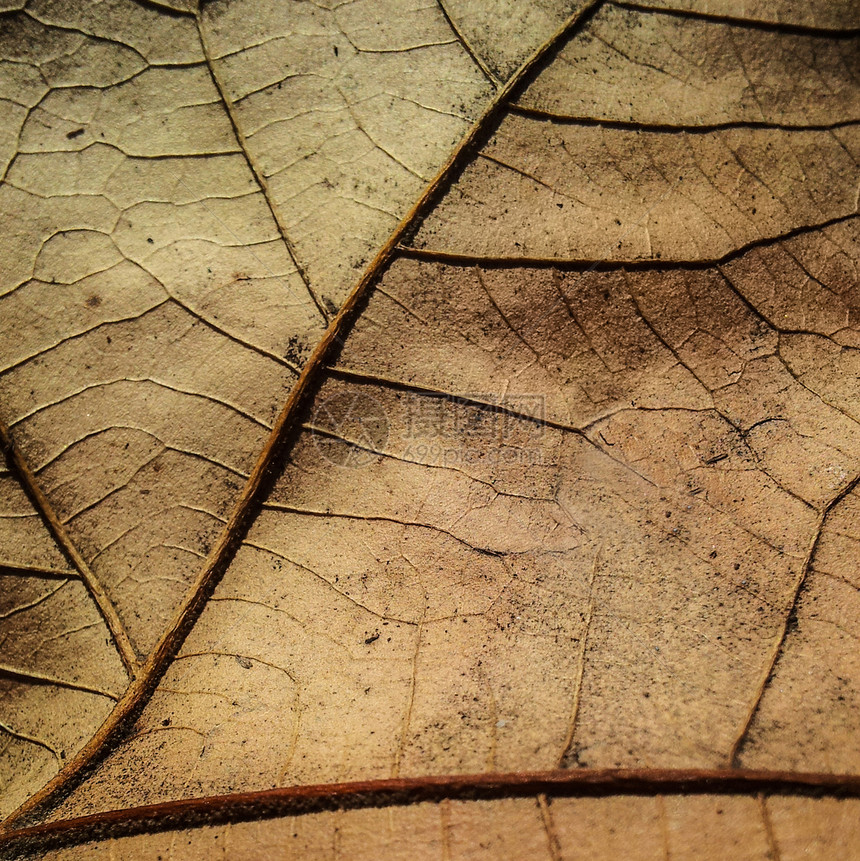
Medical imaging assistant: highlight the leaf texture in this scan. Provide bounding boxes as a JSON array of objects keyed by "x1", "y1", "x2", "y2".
[
  {"x1": 1, "y1": 0, "x2": 859, "y2": 857},
  {"x1": 18, "y1": 794, "x2": 860, "y2": 860},
  {"x1": 0, "y1": 0, "x2": 507, "y2": 662},
  {"x1": 196, "y1": 0, "x2": 495, "y2": 303},
  {"x1": 0, "y1": 446, "x2": 126, "y2": 818}
]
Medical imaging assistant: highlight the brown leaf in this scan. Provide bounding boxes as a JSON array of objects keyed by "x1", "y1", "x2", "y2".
[{"x1": 1, "y1": 0, "x2": 859, "y2": 856}]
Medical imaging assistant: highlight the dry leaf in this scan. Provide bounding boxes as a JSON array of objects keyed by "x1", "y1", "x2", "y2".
[{"x1": 0, "y1": 0, "x2": 859, "y2": 857}]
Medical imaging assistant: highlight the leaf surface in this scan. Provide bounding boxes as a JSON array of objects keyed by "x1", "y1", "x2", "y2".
[
  {"x1": 0, "y1": 0, "x2": 499, "y2": 662},
  {"x1": 24, "y1": 795, "x2": 860, "y2": 860},
  {"x1": 0, "y1": 448, "x2": 126, "y2": 817},
  {"x1": 1, "y1": 0, "x2": 859, "y2": 856}
]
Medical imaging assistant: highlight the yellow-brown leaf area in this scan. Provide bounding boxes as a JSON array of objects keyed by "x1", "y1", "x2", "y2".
[{"x1": 2, "y1": 0, "x2": 859, "y2": 856}]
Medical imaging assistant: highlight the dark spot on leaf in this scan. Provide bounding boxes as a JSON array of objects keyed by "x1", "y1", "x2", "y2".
[{"x1": 285, "y1": 335, "x2": 305, "y2": 364}]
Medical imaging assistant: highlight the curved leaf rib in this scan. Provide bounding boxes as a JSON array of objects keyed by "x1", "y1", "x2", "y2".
[{"x1": 2, "y1": 767, "x2": 860, "y2": 856}]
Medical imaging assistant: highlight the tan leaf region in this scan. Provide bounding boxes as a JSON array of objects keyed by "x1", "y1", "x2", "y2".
[{"x1": 0, "y1": 0, "x2": 859, "y2": 857}]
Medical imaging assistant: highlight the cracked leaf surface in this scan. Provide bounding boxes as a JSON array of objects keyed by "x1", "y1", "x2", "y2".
[
  {"x1": 198, "y1": 0, "x2": 494, "y2": 306},
  {"x1": 518, "y1": 4, "x2": 860, "y2": 125},
  {"x1": 1, "y1": 0, "x2": 860, "y2": 857},
  {"x1": 0, "y1": 0, "x2": 505, "y2": 664},
  {"x1": 0, "y1": 454, "x2": 126, "y2": 819}
]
